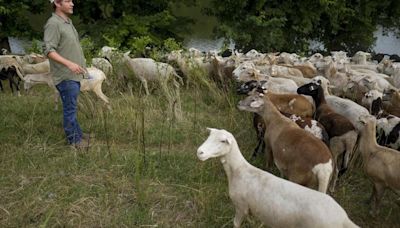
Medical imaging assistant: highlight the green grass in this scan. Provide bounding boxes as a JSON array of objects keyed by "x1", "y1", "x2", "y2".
[{"x1": 0, "y1": 79, "x2": 399, "y2": 228}]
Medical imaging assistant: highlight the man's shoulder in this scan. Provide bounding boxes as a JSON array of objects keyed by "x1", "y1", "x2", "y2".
[{"x1": 45, "y1": 14, "x2": 61, "y2": 26}]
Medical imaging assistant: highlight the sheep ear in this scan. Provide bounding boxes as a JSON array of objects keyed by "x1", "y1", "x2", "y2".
[
  {"x1": 221, "y1": 136, "x2": 231, "y2": 144},
  {"x1": 123, "y1": 51, "x2": 131, "y2": 57},
  {"x1": 206, "y1": 127, "x2": 214, "y2": 132}
]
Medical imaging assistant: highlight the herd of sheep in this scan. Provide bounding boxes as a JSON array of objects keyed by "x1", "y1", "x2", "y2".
[{"x1": 1, "y1": 47, "x2": 400, "y2": 227}]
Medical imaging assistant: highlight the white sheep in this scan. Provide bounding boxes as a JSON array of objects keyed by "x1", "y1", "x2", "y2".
[
  {"x1": 23, "y1": 67, "x2": 110, "y2": 110},
  {"x1": 197, "y1": 128, "x2": 359, "y2": 228}
]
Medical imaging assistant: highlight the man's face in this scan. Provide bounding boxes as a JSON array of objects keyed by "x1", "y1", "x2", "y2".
[{"x1": 57, "y1": 0, "x2": 74, "y2": 15}]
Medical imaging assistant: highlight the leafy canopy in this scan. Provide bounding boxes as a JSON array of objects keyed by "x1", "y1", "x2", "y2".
[{"x1": 207, "y1": 0, "x2": 400, "y2": 54}]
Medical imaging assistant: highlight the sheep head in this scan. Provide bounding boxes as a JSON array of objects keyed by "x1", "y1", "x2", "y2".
[
  {"x1": 236, "y1": 80, "x2": 267, "y2": 95},
  {"x1": 197, "y1": 128, "x2": 234, "y2": 161},
  {"x1": 297, "y1": 82, "x2": 321, "y2": 98},
  {"x1": 237, "y1": 91, "x2": 266, "y2": 114}
]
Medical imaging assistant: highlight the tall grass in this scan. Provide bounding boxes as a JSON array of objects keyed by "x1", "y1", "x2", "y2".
[{"x1": 0, "y1": 72, "x2": 399, "y2": 227}]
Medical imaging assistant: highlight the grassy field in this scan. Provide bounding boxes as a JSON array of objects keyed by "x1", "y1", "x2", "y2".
[{"x1": 0, "y1": 77, "x2": 399, "y2": 228}]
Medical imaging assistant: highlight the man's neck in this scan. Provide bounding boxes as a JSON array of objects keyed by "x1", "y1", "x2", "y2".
[{"x1": 55, "y1": 10, "x2": 70, "y2": 22}]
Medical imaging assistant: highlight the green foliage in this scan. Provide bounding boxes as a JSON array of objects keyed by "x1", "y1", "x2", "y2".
[
  {"x1": 80, "y1": 36, "x2": 96, "y2": 64},
  {"x1": 74, "y1": 0, "x2": 192, "y2": 52},
  {"x1": 207, "y1": 0, "x2": 400, "y2": 54},
  {"x1": 163, "y1": 38, "x2": 182, "y2": 52},
  {"x1": 26, "y1": 39, "x2": 42, "y2": 54},
  {"x1": 0, "y1": 1, "x2": 46, "y2": 40}
]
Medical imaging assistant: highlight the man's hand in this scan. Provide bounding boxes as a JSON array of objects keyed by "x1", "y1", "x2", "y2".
[{"x1": 67, "y1": 62, "x2": 86, "y2": 74}]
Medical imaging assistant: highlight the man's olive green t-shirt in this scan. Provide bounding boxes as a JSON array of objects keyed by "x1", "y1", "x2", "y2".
[{"x1": 43, "y1": 13, "x2": 86, "y2": 85}]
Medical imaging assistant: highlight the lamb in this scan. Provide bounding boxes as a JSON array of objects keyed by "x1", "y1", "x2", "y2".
[
  {"x1": 297, "y1": 82, "x2": 359, "y2": 192},
  {"x1": 197, "y1": 128, "x2": 359, "y2": 228},
  {"x1": 358, "y1": 116, "x2": 400, "y2": 216},
  {"x1": 238, "y1": 91, "x2": 333, "y2": 193},
  {"x1": 23, "y1": 67, "x2": 110, "y2": 110}
]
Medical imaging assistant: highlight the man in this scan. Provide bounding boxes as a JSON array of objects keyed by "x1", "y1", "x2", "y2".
[{"x1": 43, "y1": 0, "x2": 90, "y2": 149}]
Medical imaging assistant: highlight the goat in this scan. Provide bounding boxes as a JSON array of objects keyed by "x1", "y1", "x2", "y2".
[
  {"x1": 197, "y1": 128, "x2": 359, "y2": 228},
  {"x1": 297, "y1": 82, "x2": 358, "y2": 192},
  {"x1": 238, "y1": 91, "x2": 333, "y2": 193},
  {"x1": 358, "y1": 116, "x2": 400, "y2": 216}
]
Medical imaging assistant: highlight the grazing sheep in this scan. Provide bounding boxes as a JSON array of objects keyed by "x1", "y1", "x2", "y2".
[
  {"x1": 358, "y1": 116, "x2": 400, "y2": 216},
  {"x1": 100, "y1": 46, "x2": 183, "y2": 119},
  {"x1": 197, "y1": 128, "x2": 359, "y2": 228},
  {"x1": 238, "y1": 91, "x2": 333, "y2": 193}
]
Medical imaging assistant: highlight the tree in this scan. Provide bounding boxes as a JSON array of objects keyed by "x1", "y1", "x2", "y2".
[
  {"x1": 207, "y1": 0, "x2": 400, "y2": 54},
  {"x1": 0, "y1": 0, "x2": 46, "y2": 50},
  {"x1": 0, "y1": 0, "x2": 195, "y2": 55},
  {"x1": 73, "y1": 0, "x2": 195, "y2": 55}
]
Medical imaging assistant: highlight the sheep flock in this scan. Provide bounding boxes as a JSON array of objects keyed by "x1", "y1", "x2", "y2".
[{"x1": 2, "y1": 47, "x2": 400, "y2": 227}]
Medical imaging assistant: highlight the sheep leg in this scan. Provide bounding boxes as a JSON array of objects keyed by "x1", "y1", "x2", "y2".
[
  {"x1": 252, "y1": 138, "x2": 264, "y2": 159},
  {"x1": 0, "y1": 80, "x2": 3, "y2": 91},
  {"x1": 316, "y1": 162, "x2": 333, "y2": 194},
  {"x1": 232, "y1": 204, "x2": 248, "y2": 228},
  {"x1": 93, "y1": 84, "x2": 110, "y2": 104},
  {"x1": 329, "y1": 155, "x2": 339, "y2": 193},
  {"x1": 140, "y1": 79, "x2": 150, "y2": 95},
  {"x1": 343, "y1": 131, "x2": 357, "y2": 171},
  {"x1": 370, "y1": 183, "x2": 385, "y2": 216},
  {"x1": 264, "y1": 141, "x2": 273, "y2": 169}
]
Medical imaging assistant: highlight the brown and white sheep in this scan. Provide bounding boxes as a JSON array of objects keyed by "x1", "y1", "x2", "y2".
[
  {"x1": 297, "y1": 82, "x2": 358, "y2": 192},
  {"x1": 238, "y1": 91, "x2": 333, "y2": 193}
]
